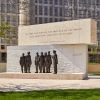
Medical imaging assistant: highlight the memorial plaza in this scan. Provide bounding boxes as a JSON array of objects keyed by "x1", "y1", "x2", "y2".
[
  {"x1": 0, "y1": 1, "x2": 100, "y2": 100},
  {"x1": 0, "y1": 76, "x2": 100, "y2": 92}
]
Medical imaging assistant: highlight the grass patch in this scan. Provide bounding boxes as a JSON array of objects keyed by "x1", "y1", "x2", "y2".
[{"x1": 0, "y1": 89, "x2": 100, "y2": 100}]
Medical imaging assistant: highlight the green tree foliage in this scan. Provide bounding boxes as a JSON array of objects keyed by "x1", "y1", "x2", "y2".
[
  {"x1": 0, "y1": 21, "x2": 15, "y2": 45},
  {"x1": 0, "y1": 21, "x2": 11, "y2": 38}
]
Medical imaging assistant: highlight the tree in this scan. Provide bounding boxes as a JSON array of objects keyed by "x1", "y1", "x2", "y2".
[{"x1": 0, "y1": 21, "x2": 11, "y2": 44}]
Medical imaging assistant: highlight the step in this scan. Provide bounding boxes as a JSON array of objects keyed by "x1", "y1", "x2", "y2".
[{"x1": 0, "y1": 73, "x2": 86, "y2": 80}]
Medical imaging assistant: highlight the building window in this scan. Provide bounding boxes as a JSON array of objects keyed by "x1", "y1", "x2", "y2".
[
  {"x1": 35, "y1": 0, "x2": 37, "y2": 3},
  {"x1": 98, "y1": 41, "x2": 100, "y2": 46},
  {"x1": 35, "y1": 17, "x2": 38, "y2": 24},
  {"x1": 59, "y1": 18, "x2": 63, "y2": 21},
  {"x1": 12, "y1": 16, "x2": 17, "y2": 26},
  {"x1": 35, "y1": 6, "x2": 38, "y2": 15},
  {"x1": 1, "y1": 45, "x2": 5, "y2": 50},
  {"x1": 54, "y1": 18, "x2": 58, "y2": 22},
  {"x1": 49, "y1": 0, "x2": 53, "y2": 4},
  {"x1": 88, "y1": 48, "x2": 91, "y2": 52},
  {"x1": 39, "y1": 6, "x2": 43, "y2": 15},
  {"x1": 7, "y1": 4, "x2": 11, "y2": 13},
  {"x1": 6, "y1": 15, "x2": 10, "y2": 24},
  {"x1": 1, "y1": 15, "x2": 5, "y2": 22},
  {"x1": 96, "y1": 0, "x2": 100, "y2": 4},
  {"x1": 59, "y1": 0, "x2": 63, "y2": 5},
  {"x1": 50, "y1": 18, "x2": 53, "y2": 22},
  {"x1": 44, "y1": 18, "x2": 48, "y2": 23},
  {"x1": 39, "y1": 17, "x2": 42, "y2": 24},
  {"x1": 39, "y1": 0, "x2": 42, "y2": 3},
  {"x1": 97, "y1": 47, "x2": 100, "y2": 52},
  {"x1": 54, "y1": 7, "x2": 58, "y2": 16},
  {"x1": 97, "y1": 21, "x2": 100, "y2": 26},
  {"x1": 44, "y1": 6, "x2": 48, "y2": 15},
  {"x1": 59, "y1": 8, "x2": 63, "y2": 16},
  {"x1": 1, "y1": 4, "x2": 5, "y2": 13},
  {"x1": 44, "y1": 0, "x2": 48, "y2": 4},
  {"x1": 89, "y1": 54, "x2": 100, "y2": 64},
  {"x1": 54, "y1": 0, "x2": 58, "y2": 5},
  {"x1": 12, "y1": 4, "x2": 18, "y2": 13},
  {"x1": 49, "y1": 6, "x2": 53, "y2": 16},
  {"x1": 1, "y1": 53, "x2": 7, "y2": 63},
  {"x1": 97, "y1": 33, "x2": 100, "y2": 41}
]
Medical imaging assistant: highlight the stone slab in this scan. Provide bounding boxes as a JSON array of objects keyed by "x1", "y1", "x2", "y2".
[
  {"x1": 18, "y1": 19, "x2": 97, "y2": 45},
  {"x1": 0, "y1": 73, "x2": 86, "y2": 80},
  {"x1": 7, "y1": 44, "x2": 88, "y2": 76},
  {"x1": 0, "y1": 77, "x2": 100, "y2": 91}
]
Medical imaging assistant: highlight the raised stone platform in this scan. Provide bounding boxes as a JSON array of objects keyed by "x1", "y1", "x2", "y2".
[{"x1": 0, "y1": 73, "x2": 86, "y2": 80}]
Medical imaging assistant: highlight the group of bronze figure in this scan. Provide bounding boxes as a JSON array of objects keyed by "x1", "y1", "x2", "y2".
[
  {"x1": 19, "y1": 52, "x2": 32, "y2": 73},
  {"x1": 19, "y1": 50, "x2": 58, "y2": 74}
]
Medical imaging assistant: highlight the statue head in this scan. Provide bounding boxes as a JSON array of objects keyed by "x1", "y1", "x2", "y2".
[
  {"x1": 22, "y1": 53, "x2": 25, "y2": 56},
  {"x1": 27, "y1": 52, "x2": 30, "y2": 55},
  {"x1": 53, "y1": 50, "x2": 56, "y2": 54}
]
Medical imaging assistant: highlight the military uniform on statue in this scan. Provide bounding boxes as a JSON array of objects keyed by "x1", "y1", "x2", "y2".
[{"x1": 52, "y1": 50, "x2": 58, "y2": 74}]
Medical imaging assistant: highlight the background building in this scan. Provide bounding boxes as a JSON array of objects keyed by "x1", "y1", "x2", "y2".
[
  {"x1": 19, "y1": 0, "x2": 65, "y2": 25},
  {"x1": 30, "y1": 0, "x2": 65, "y2": 24},
  {"x1": 0, "y1": 0, "x2": 19, "y2": 68}
]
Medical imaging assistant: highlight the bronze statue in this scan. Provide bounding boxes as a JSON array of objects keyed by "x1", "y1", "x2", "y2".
[
  {"x1": 39, "y1": 52, "x2": 45, "y2": 73},
  {"x1": 24, "y1": 55, "x2": 28, "y2": 73},
  {"x1": 35, "y1": 52, "x2": 40, "y2": 73},
  {"x1": 47, "y1": 51, "x2": 52, "y2": 73},
  {"x1": 52, "y1": 50, "x2": 58, "y2": 74},
  {"x1": 19, "y1": 53, "x2": 26, "y2": 73},
  {"x1": 26, "y1": 52, "x2": 32, "y2": 73},
  {"x1": 44, "y1": 52, "x2": 48, "y2": 73}
]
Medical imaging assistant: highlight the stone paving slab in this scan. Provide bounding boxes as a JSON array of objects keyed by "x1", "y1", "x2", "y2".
[
  {"x1": 0, "y1": 73, "x2": 85, "y2": 80},
  {"x1": 0, "y1": 77, "x2": 100, "y2": 92}
]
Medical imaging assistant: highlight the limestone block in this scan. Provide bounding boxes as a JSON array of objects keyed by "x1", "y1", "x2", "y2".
[{"x1": 7, "y1": 44, "x2": 88, "y2": 75}]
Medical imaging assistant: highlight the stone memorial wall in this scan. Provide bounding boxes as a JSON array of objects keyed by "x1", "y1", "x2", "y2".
[
  {"x1": 7, "y1": 19, "x2": 97, "y2": 79},
  {"x1": 7, "y1": 44, "x2": 87, "y2": 74},
  {"x1": 18, "y1": 19, "x2": 97, "y2": 45}
]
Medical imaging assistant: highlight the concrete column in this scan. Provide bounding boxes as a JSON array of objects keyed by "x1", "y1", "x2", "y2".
[{"x1": 19, "y1": 0, "x2": 30, "y2": 25}]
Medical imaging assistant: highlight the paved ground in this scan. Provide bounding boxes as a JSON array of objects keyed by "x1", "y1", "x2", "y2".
[{"x1": 0, "y1": 76, "x2": 100, "y2": 92}]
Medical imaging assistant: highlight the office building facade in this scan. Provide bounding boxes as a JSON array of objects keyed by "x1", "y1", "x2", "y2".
[{"x1": 0, "y1": 0, "x2": 19, "y2": 66}]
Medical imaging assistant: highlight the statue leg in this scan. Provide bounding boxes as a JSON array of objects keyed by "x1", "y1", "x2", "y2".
[
  {"x1": 43, "y1": 64, "x2": 45, "y2": 73},
  {"x1": 54, "y1": 64, "x2": 57, "y2": 74},
  {"x1": 35, "y1": 65, "x2": 38, "y2": 73},
  {"x1": 27, "y1": 65, "x2": 31, "y2": 73},
  {"x1": 48, "y1": 65, "x2": 51, "y2": 73},
  {"x1": 39, "y1": 64, "x2": 42, "y2": 73},
  {"x1": 24, "y1": 66, "x2": 27, "y2": 73},
  {"x1": 21, "y1": 65, "x2": 23, "y2": 73}
]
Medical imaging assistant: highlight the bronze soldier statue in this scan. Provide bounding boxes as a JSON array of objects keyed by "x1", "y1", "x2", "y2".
[
  {"x1": 52, "y1": 50, "x2": 58, "y2": 74},
  {"x1": 24, "y1": 55, "x2": 28, "y2": 73},
  {"x1": 19, "y1": 53, "x2": 25, "y2": 73},
  {"x1": 26, "y1": 52, "x2": 32, "y2": 73},
  {"x1": 39, "y1": 52, "x2": 45, "y2": 73},
  {"x1": 47, "y1": 51, "x2": 52, "y2": 73},
  {"x1": 35, "y1": 52, "x2": 40, "y2": 73},
  {"x1": 44, "y1": 52, "x2": 48, "y2": 73}
]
